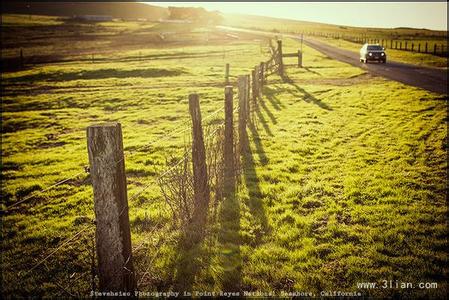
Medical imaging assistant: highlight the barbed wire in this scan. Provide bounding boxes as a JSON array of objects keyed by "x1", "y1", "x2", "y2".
[
  {"x1": 4, "y1": 67, "x2": 247, "y2": 215},
  {"x1": 22, "y1": 224, "x2": 94, "y2": 276},
  {"x1": 2, "y1": 167, "x2": 89, "y2": 212},
  {"x1": 2, "y1": 104, "x2": 226, "y2": 213},
  {"x1": 125, "y1": 118, "x2": 227, "y2": 209}
]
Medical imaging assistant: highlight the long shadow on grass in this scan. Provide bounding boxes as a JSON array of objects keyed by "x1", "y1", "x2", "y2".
[
  {"x1": 284, "y1": 75, "x2": 333, "y2": 111},
  {"x1": 172, "y1": 218, "x2": 211, "y2": 292},
  {"x1": 303, "y1": 67, "x2": 321, "y2": 76},
  {"x1": 248, "y1": 120, "x2": 269, "y2": 166},
  {"x1": 259, "y1": 96, "x2": 277, "y2": 125},
  {"x1": 264, "y1": 86, "x2": 286, "y2": 110},
  {"x1": 241, "y1": 122, "x2": 270, "y2": 240},
  {"x1": 217, "y1": 190, "x2": 242, "y2": 291},
  {"x1": 254, "y1": 98, "x2": 274, "y2": 137}
]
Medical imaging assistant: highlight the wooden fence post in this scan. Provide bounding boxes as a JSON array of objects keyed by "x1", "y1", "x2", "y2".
[
  {"x1": 255, "y1": 65, "x2": 261, "y2": 98},
  {"x1": 259, "y1": 62, "x2": 265, "y2": 86},
  {"x1": 224, "y1": 86, "x2": 235, "y2": 198},
  {"x1": 225, "y1": 63, "x2": 230, "y2": 85},
  {"x1": 405, "y1": 41, "x2": 408, "y2": 51},
  {"x1": 238, "y1": 76, "x2": 247, "y2": 154},
  {"x1": 433, "y1": 44, "x2": 437, "y2": 55},
  {"x1": 87, "y1": 123, "x2": 136, "y2": 293},
  {"x1": 411, "y1": 43, "x2": 414, "y2": 52},
  {"x1": 298, "y1": 50, "x2": 303, "y2": 67},
  {"x1": 418, "y1": 44, "x2": 421, "y2": 53},
  {"x1": 251, "y1": 68, "x2": 257, "y2": 105},
  {"x1": 188, "y1": 94, "x2": 210, "y2": 232},
  {"x1": 277, "y1": 40, "x2": 284, "y2": 77},
  {"x1": 425, "y1": 42, "x2": 428, "y2": 53}
]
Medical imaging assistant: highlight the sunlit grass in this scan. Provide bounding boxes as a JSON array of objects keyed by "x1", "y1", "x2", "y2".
[{"x1": 1, "y1": 16, "x2": 447, "y2": 298}]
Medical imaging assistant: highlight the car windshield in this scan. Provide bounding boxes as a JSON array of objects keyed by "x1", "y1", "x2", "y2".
[{"x1": 367, "y1": 45, "x2": 383, "y2": 51}]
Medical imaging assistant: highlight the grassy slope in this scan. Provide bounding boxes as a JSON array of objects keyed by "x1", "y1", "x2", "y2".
[{"x1": 2, "y1": 17, "x2": 448, "y2": 298}]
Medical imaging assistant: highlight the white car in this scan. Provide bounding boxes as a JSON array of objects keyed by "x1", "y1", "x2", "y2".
[{"x1": 360, "y1": 43, "x2": 387, "y2": 64}]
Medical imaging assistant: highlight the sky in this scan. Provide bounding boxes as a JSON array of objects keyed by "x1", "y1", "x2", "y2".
[{"x1": 146, "y1": 2, "x2": 448, "y2": 31}]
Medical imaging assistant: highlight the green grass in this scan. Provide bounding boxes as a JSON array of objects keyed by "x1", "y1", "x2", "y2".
[{"x1": 1, "y1": 16, "x2": 448, "y2": 298}]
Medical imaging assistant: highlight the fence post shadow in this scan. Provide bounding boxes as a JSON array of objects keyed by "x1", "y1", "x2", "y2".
[
  {"x1": 254, "y1": 100, "x2": 274, "y2": 137},
  {"x1": 284, "y1": 74, "x2": 333, "y2": 111},
  {"x1": 247, "y1": 121, "x2": 269, "y2": 166},
  {"x1": 172, "y1": 219, "x2": 211, "y2": 292},
  {"x1": 258, "y1": 94, "x2": 277, "y2": 125},
  {"x1": 241, "y1": 122, "x2": 270, "y2": 244},
  {"x1": 263, "y1": 86, "x2": 286, "y2": 110},
  {"x1": 217, "y1": 188, "x2": 242, "y2": 291}
]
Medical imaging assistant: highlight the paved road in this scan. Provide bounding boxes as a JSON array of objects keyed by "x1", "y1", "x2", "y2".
[
  {"x1": 218, "y1": 26, "x2": 448, "y2": 94},
  {"x1": 303, "y1": 38, "x2": 448, "y2": 94}
]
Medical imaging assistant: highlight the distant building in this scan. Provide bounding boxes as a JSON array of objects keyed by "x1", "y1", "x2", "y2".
[{"x1": 73, "y1": 15, "x2": 113, "y2": 22}]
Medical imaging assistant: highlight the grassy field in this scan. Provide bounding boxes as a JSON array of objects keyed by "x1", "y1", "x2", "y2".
[{"x1": 1, "y1": 15, "x2": 448, "y2": 298}]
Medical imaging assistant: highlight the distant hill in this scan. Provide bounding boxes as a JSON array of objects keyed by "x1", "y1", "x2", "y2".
[{"x1": 2, "y1": 1, "x2": 169, "y2": 20}]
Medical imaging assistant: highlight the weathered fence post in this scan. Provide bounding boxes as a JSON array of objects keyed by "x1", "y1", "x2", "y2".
[
  {"x1": 405, "y1": 41, "x2": 408, "y2": 51},
  {"x1": 433, "y1": 44, "x2": 437, "y2": 55},
  {"x1": 298, "y1": 50, "x2": 303, "y2": 67},
  {"x1": 418, "y1": 43, "x2": 421, "y2": 53},
  {"x1": 225, "y1": 63, "x2": 230, "y2": 85},
  {"x1": 188, "y1": 94, "x2": 210, "y2": 233},
  {"x1": 277, "y1": 40, "x2": 284, "y2": 77},
  {"x1": 224, "y1": 86, "x2": 235, "y2": 198},
  {"x1": 425, "y1": 42, "x2": 428, "y2": 53},
  {"x1": 251, "y1": 68, "x2": 257, "y2": 105},
  {"x1": 259, "y1": 62, "x2": 265, "y2": 86},
  {"x1": 255, "y1": 65, "x2": 261, "y2": 98},
  {"x1": 411, "y1": 43, "x2": 414, "y2": 52},
  {"x1": 87, "y1": 123, "x2": 136, "y2": 293},
  {"x1": 238, "y1": 76, "x2": 247, "y2": 154}
]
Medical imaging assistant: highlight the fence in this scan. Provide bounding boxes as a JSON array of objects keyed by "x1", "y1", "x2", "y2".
[{"x1": 5, "y1": 38, "x2": 299, "y2": 295}]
